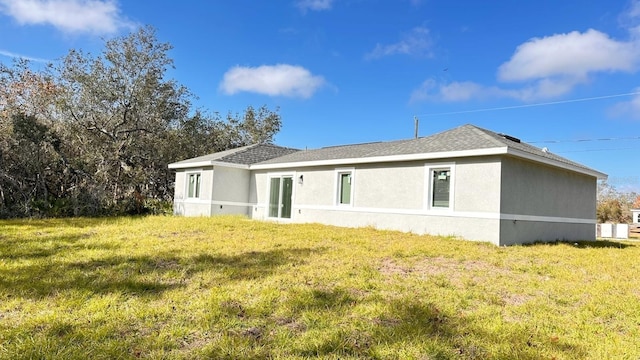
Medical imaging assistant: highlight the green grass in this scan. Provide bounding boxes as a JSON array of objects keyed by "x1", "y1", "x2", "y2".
[{"x1": 1, "y1": 216, "x2": 639, "y2": 359}]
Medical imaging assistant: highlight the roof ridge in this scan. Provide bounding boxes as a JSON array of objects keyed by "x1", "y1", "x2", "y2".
[
  {"x1": 219, "y1": 143, "x2": 298, "y2": 160},
  {"x1": 462, "y1": 124, "x2": 510, "y2": 147}
]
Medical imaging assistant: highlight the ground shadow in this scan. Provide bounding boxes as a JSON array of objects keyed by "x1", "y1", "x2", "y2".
[
  {"x1": 524, "y1": 240, "x2": 634, "y2": 249},
  {"x1": 0, "y1": 247, "x2": 324, "y2": 299},
  {"x1": 284, "y1": 295, "x2": 586, "y2": 359}
]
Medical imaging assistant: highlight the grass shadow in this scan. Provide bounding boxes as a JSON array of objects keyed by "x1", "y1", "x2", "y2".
[
  {"x1": 0, "y1": 247, "x2": 324, "y2": 300},
  {"x1": 192, "y1": 247, "x2": 321, "y2": 281},
  {"x1": 0, "y1": 234, "x2": 117, "y2": 260},
  {"x1": 523, "y1": 239, "x2": 635, "y2": 249},
  {"x1": 290, "y1": 296, "x2": 587, "y2": 359},
  {"x1": 0, "y1": 217, "x2": 104, "y2": 230}
]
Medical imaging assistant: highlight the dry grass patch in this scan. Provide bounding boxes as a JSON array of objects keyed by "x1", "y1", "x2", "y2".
[{"x1": 1, "y1": 215, "x2": 639, "y2": 359}]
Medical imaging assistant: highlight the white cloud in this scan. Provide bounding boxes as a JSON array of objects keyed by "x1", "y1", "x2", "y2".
[
  {"x1": 498, "y1": 29, "x2": 638, "y2": 82},
  {"x1": 413, "y1": 26, "x2": 640, "y2": 103},
  {"x1": 626, "y1": 0, "x2": 640, "y2": 18},
  {"x1": 608, "y1": 88, "x2": 640, "y2": 119},
  {"x1": 0, "y1": 0, "x2": 132, "y2": 34},
  {"x1": 366, "y1": 26, "x2": 433, "y2": 59},
  {"x1": 410, "y1": 77, "x2": 591, "y2": 103},
  {"x1": 496, "y1": 29, "x2": 639, "y2": 100},
  {"x1": 220, "y1": 64, "x2": 326, "y2": 98},
  {"x1": 620, "y1": 0, "x2": 640, "y2": 37},
  {"x1": 0, "y1": 49, "x2": 50, "y2": 63},
  {"x1": 296, "y1": 0, "x2": 333, "y2": 12},
  {"x1": 410, "y1": 80, "x2": 484, "y2": 103}
]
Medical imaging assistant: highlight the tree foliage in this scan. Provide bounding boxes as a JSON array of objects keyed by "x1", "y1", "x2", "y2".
[
  {"x1": 596, "y1": 180, "x2": 638, "y2": 223},
  {"x1": 0, "y1": 26, "x2": 281, "y2": 218}
]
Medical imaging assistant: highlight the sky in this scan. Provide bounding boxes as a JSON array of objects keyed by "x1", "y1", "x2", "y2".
[{"x1": 0, "y1": 0, "x2": 639, "y2": 192}]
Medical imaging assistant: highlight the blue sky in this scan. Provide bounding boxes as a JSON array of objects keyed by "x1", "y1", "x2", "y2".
[{"x1": 1, "y1": 0, "x2": 639, "y2": 191}]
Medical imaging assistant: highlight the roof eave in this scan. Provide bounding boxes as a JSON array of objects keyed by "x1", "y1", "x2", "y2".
[
  {"x1": 250, "y1": 146, "x2": 607, "y2": 179},
  {"x1": 250, "y1": 147, "x2": 509, "y2": 170},
  {"x1": 168, "y1": 161, "x2": 250, "y2": 170}
]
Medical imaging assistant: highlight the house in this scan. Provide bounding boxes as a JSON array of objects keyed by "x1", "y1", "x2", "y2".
[
  {"x1": 168, "y1": 124, "x2": 607, "y2": 246},
  {"x1": 632, "y1": 209, "x2": 640, "y2": 224}
]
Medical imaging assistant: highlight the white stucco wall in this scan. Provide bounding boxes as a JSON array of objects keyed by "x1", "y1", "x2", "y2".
[
  {"x1": 500, "y1": 156, "x2": 596, "y2": 219},
  {"x1": 173, "y1": 166, "x2": 250, "y2": 217},
  {"x1": 249, "y1": 158, "x2": 504, "y2": 244},
  {"x1": 211, "y1": 166, "x2": 251, "y2": 215},
  {"x1": 453, "y1": 157, "x2": 502, "y2": 213},
  {"x1": 353, "y1": 162, "x2": 425, "y2": 209},
  {"x1": 498, "y1": 156, "x2": 598, "y2": 244},
  {"x1": 173, "y1": 167, "x2": 214, "y2": 216}
]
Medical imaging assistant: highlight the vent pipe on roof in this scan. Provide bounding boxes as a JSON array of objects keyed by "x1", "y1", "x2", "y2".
[
  {"x1": 414, "y1": 116, "x2": 419, "y2": 139},
  {"x1": 497, "y1": 133, "x2": 521, "y2": 143}
]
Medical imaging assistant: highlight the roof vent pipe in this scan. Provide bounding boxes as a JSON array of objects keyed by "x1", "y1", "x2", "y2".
[
  {"x1": 497, "y1": 133, "x2": 521, "y2": 143},
  {"x1": 414, "y1": 116, "x2": 419, "y2": 139}
]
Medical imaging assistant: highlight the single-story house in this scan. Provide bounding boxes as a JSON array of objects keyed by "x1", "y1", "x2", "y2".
[{"x1": 168, "y1": 124, "x2": 607, "y2": 246}]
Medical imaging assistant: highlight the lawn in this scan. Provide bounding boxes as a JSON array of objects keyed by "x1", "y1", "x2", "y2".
[{"x1": 0, "y1": 216, "x2": 639, "y2": 359}]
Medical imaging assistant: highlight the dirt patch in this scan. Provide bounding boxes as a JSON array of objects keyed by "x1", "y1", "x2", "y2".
[
  {"x1": 501, "y1": 293, "x2": 532, "y2": 306},
  {"x1": 379, "y1": 257, "x2": 511, "y2": 279},
  {"x1": 156, "y1": 230, "x2": 204, "y2": 239},
  {"x1": 273, "y1": 316, "x2": 307, "y2": 333},
  {"x1": 152, "y1": 259, "x2": 180, "y2": 270}
]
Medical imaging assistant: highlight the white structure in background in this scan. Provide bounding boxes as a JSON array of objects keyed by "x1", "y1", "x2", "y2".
[
  {"x1": 597, "y1": 223, "x2": 629, "y2": 239},
  {"x1": 616, "y1": 224, "x2": 629, "y2": 239},
  {"x1": 600, "y1": 224, "x2": 613, "y2": 238},
  {"x1": 632, "y1": 209, "x2": 640, "y2": 224}
]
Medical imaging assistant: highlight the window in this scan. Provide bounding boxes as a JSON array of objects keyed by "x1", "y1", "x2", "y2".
[
  {"x1": 431, "y1": 169, "x2": 450, "y2": 208},
  {"x1": 187, "y1": 173, "x2": 201, "y2": 198},
  {"x1": 426, "y1": 164, "x2": 454, "y2": 210},
  {"x1": 336, "y1": 169, "x2": 354, "y2": 205}
]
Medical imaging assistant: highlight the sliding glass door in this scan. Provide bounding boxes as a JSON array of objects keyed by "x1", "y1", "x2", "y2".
[{"x1": 268, "y1": 176, "x2": 293, "y2": 219}]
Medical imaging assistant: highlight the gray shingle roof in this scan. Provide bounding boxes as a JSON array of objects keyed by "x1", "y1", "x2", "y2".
[
  {"x1": 169, "y1": 143, "x2": 300, "y2": 167},
  {"x1": 255, "y1": 124, "x2": 604, "y2": 176},
  {"x1": 169, "y1": 125, "x2": 605, "y2": 178},
  {"x1": 255, "y1": 124, "x2": 503, "y2": 164}
]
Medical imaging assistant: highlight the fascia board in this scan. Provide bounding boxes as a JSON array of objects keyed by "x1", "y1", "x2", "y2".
[
  {"x1": 168, "y1": 161, "x2": 212, "y2": 169},
  {"x1": 250, "y1": 147, "x2": 508, "y2": 170},
  {"x1": 505, "y1": 148, "x2": 607, "y2": 179},
  {"x1": 168, "y1": 161, "x2": 249, "y2": 170}
]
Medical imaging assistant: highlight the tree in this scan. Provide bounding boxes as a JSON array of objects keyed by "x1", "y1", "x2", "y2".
[
  {"x1": 0, "y1": 26, "x2": 283, "y2": 217},
  {"x1": 0, "y1": 60, "x2": 65, "y2": 216},
  {"x1": 596, "y1": 180, "x2": 637, "y2": 223},
  {"x1": 57, "y1": 26, "x2": 191, "y2": 211},
  {"x1": 633, "y1": 195, "x2": 640, "y2": 210}
]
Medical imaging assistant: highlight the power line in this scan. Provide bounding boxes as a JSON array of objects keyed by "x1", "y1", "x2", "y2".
[
  {"x1": 527, "y1": 136, "x2": 640, "y2": 144},
  {"x1": 415, "y1": 91, "x2": 640, "y2": 117},
  {"x1": 556, "y1": 146, "x2": 640, "y2": 154}
]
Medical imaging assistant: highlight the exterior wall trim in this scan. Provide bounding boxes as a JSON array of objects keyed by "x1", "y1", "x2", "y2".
[
  {"x1": 252, "y1": 203, "x2": 595, "y2": 224},
  {"x1": 174, "y1": 199, "x2": 252, "y2": 207}
]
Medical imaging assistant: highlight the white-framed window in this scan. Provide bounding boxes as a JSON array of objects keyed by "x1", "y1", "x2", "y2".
[
  {"x1": 187, "y1": 172, "x2": 201, "y2": 198},
  {"x1": 425, "y1": 164, "x2": 455, "y2": 210},
  {"x1": 335, "y1": 168, "x2": 355, "y2": 206}
]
